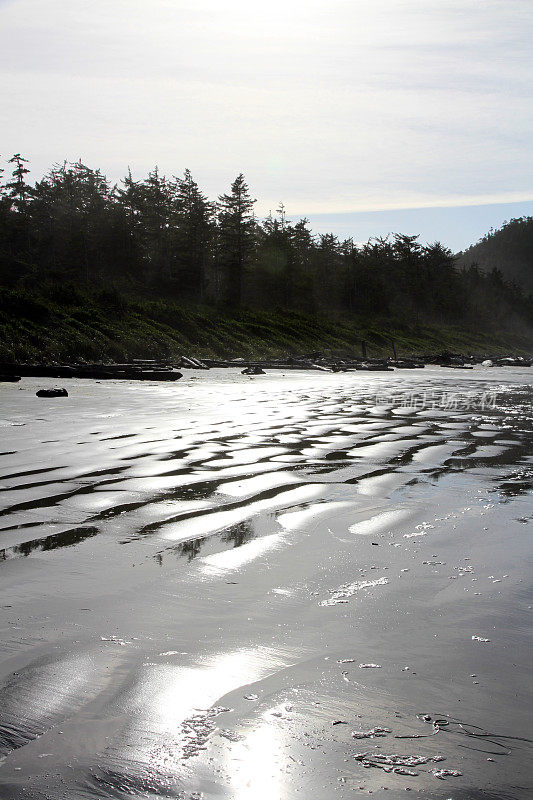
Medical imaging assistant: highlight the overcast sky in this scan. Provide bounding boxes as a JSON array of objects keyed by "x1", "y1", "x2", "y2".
[{"x1": 1, "y1": 0, "x2": 531, "y2": 248}]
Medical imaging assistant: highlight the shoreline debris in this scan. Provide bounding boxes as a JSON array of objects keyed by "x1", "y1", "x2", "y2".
[{"x1": 36, "y1": 387, "x2": 68, "y2": 397}]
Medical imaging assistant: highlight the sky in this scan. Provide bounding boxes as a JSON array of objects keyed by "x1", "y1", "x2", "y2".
[{"x1": 1, "y1": 0, "x2": 532, "y2": 250}]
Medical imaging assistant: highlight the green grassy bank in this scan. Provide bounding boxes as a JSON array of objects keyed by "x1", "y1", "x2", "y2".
[{"x1": 0, "y1": 287, "x2": 531, "y2": 364}]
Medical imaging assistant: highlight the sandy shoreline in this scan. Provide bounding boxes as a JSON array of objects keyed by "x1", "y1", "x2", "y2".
[{"x1": 0, "y1": 367, "x2": 531, "y2": 799}]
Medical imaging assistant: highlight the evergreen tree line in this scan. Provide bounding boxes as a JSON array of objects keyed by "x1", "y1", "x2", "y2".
[{"x1": 0, "y1": 154, "x2": 531, "y2": 329}]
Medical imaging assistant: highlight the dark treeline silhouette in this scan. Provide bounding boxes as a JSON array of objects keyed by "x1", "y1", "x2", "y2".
[
  {"x1": 0, "y1": 155, "x2": 531, "y2": 331},
  {"x1": 457, "y1": 216, "x2": 533, "y2": 296}
]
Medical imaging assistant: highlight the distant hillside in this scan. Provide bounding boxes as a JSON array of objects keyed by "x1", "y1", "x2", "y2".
[
  {"x1": 0, "y1": 287, "x2": 531, "y2": 364},
  {"x1": 457, "y1": 216, "x2": 533, "y2": 294}
]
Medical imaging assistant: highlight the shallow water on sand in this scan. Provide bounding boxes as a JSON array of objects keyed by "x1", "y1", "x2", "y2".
[{"x1": 0, "y1": 367, "x2": 532, "y2": 800}]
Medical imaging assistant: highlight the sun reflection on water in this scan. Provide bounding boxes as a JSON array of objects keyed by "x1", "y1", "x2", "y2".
[
  {"x1": 116, "y1": 647, "x2": 288, "y2": 780},
  {"x1": 228, "y1": 722, "x2": 285, "y2": 800}
]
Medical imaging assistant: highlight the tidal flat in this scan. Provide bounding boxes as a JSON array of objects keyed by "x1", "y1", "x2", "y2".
[{"x1": 0, "y1": 367, "x2": 531, "y2": 800}]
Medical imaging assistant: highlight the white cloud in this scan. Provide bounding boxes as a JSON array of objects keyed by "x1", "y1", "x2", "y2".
[{"x1": 1, "y1": 0, "x2": 531, "y2": 214}]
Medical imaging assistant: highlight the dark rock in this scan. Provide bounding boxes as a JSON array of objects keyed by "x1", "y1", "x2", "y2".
[
  {"x1": 0, "y1": 374, "x2": 21, "y2": 382},
  {"x1": 241, "y1": 366, "x2": 265, "y2": 375}
]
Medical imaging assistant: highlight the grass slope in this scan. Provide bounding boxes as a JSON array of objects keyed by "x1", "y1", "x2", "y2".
[{"x1": 0, "y1": 288, "x2": 531, "y2": 363}]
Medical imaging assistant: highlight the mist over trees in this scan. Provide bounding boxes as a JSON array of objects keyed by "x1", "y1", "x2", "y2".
[
  {"x1": 457, "y1": 216, "x2": 533, "y2": 296},
  {"x1": 0, "y1": 155, "x2": 531, "y2": 332}
]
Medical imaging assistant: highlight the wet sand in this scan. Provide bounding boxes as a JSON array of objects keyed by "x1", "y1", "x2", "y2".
[{"x1": 0, "y1": 367, "x2": 531, "y2": 800}]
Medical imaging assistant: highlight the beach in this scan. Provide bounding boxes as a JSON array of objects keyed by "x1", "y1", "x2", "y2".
[{"x1": 0, "y1": 367, "x2": 531, "y2": 800}]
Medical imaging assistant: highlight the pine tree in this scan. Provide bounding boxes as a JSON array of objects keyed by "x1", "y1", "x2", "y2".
[
  {"x1": 30, "y1": 160, "x2": 113, "y2": 282},
  {"x1": 171, "y1": 169, "x2": 214, "y2": 299},
  {"x1": 217, "y1": 174, "x2": 256, "y2": 306},
  {"x1": 6, "y1": 154, "x2": 31, "y2": 211},
  {"x1": 139, "y1": 167, "x2": 173, "y2": 282},
  {"x1": 114, "y1": 168, "x2": 145, "y2": 277},
  {"x1": 256, "y1": 205, "x2": 293, "y2": 307}
]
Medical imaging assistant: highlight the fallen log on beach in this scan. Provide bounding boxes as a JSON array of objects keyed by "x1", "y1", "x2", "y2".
[
  {"x1": 1, "y1": 351, "x2": 530, "y2": 382},
  {"x1": 180, "y1": 356, "x2": 210, "y2": 370},
  {"x1": 494, "y1": 357, "x2": 531, "y2": 367},
  {"x1": 0, "y1": 362, "x2": 183, "y2": 381},
  {"x1": 355, "y1": 362, "x2": 393, "y2": 372},
  {"x1": 139, "y1": 370, "x2": 183, "y2": 381},
  {"x1": 36, "y1": 387, "x2": 68, "y2": 397},
  {"x1": 390, "y1": 360, "x2": 425, "y2": 369}
]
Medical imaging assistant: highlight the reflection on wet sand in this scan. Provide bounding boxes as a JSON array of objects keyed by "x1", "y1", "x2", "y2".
[
  {"x1": 228, "y1": 723, "x2": 285, "y2": 799},
  {"x1": 0, "y1": 525, "x2": 99, "y2": 560},
  {"x1": 0, "y1": 367, "x2": 531, "y2": 799}
]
